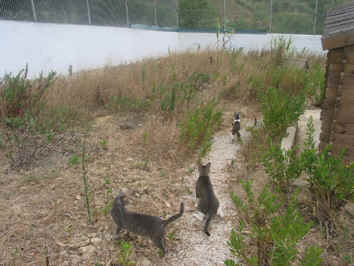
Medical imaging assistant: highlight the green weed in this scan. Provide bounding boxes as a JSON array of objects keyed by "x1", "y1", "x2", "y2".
[
  {"x1": 69, "y1": 154, "x2": 80, "y2": 166},
  {"x1": 179, "y1": 99, "x2": 223, "y2": 158},
  {"x1": 258, "y1": 86, "x2": 305, "y2": 139},
  {"x1": 300, "y1": 245, "x2": 323, "y2": 266},
  {"x1": 99, "y1": 138, "x2": 108, "y2": 150},
  {"x1": 117, "y1": 241, "x2": 135, "y2": 266}
]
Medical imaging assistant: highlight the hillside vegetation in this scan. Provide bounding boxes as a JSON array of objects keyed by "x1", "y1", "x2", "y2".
[
  {"x1": 186, "y1": 0, "x2": 354, "y2": 34},
  {"x1": 1, "y1": 0, "x2": 354, "y2": 33}
]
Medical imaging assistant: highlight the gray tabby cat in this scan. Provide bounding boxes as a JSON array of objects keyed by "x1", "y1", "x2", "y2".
[
  {"x1": 196, "y1": 162, "x2": 219, "y2": 236},
  {"x1": 111, "y1": 192, "x2": 184, "y2": 255}
]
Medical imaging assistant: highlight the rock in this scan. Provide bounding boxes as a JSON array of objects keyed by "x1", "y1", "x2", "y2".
[
  {"x1": 70, "y1": 255, "x2": 82, "y2": 265},
  {"x1": 120, "y1": 121, "x2": 136, "y2": 130},
  {"x1": 79, "y1": 245, "x2": 95, "y2": 258},
  {"x1": 193, "y1": 211, "x2": 204, "y2": 221},
  {"x1": 91, "y1": 237, "x2": 102, "y2": 245},
  {"x1": 281, "y1": 125, "x2": 297, "y2": 152},
  {"x1": 137, "y1": 257, "x2": 153, "y2": 266}
]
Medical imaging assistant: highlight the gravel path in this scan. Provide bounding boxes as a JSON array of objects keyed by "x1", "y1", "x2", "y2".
[{"x1": 160, "y1": 130, "x2": 245, "y2": 266}]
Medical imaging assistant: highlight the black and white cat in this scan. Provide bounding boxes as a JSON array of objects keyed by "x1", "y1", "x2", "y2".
[{"x1": 232, "y1": 112, "x2": 241, "y2": 142}]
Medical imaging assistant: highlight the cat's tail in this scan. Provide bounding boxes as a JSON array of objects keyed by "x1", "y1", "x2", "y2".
[{"x1": 163, "y1": 202, "x2": 184, "y2": 226}]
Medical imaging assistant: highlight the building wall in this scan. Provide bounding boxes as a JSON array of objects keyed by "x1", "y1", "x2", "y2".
[{"x1": 320, "y1": 45, "x2": 354, "y2": 162}]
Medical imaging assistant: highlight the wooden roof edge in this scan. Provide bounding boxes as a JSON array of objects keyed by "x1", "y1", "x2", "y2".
[
  {"x1": 322, "y1": 28, "x2": 354, "y2": 50},
  {"x1": 327, "y1": 1, "x2": 354, "y2": 16}
]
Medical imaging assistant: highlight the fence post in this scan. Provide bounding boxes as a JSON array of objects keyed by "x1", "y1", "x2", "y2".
[
  {"x1": 269, "y1": 0, "x2": 272, "y2": 33},
  {"x1": 86, "y1": 0, "x2": 92, "y2": 24},
  {"x1": 30, "y1": 0, "x2": 37, "y2": 22},
  {"x1": 176, "y1": 0, "x2": 179, "y2": 28},
  {"x1": 154, "y1": 0, "x2": 158, "y2": 26},
  {"x1": 223, "y1": 0, "x2": 226, "y2": 32},
  {"x1": 125, "y1": 0, "x2": 130, "y2": 26},
  {"x1": 313, "y1": 0, "x2": 319, "y2": 34}
]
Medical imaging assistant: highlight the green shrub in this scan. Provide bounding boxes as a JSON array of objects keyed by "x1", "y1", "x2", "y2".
[
  {"x1": 179, "y1": 99, "x2": 223, "y2": 158},
  {"x1": 0, "y1": 65, "x2": 55, "y2": 119},
  {"x1": 300, "y1": 245, "x2": 323, "y2": 266},
  {"x1": 226, "y1": 180, "x2": 312, "y2": 266},
  {"x1": 258, "y1": 86, "x2": 305, "y2": 139},
  {"x1": 301, "y1": 119, "x2": 354, "y2": 237},
  {"x1": 304, "y1": 62, "x2": 325, "y2": 106},
  {"x1": 263, "y1": 142, "x2": 303, "y2": 196}
]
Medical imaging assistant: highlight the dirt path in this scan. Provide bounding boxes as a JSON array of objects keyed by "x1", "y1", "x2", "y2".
[{"x1": 160, "y1": 122, "x2": 248, "y2": 265}]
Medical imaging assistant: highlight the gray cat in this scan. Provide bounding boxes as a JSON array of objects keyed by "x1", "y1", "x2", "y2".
[
  {"x1": 111, "y1": 192, "x2": 184, "y2": 255},
  {"x1": 196, "y1": 162, "x2": 219, "y2": 236}
]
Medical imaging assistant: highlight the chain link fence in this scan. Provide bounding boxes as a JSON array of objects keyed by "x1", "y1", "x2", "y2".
[
  {"x1": 0, "y1": 0, "x2": 353, "y2": 34},
  {"x1": 0, "y1": 0, "x2": 178, "y2": 27}
]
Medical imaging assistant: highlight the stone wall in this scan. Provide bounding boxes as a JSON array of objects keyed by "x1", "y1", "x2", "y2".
[{"x1": 320, "y1": 45, "x2": 354, "y2": 162}]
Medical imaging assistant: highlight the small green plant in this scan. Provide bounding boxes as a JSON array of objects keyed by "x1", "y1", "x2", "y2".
[
  {"x1": 159, "y1": 169, "x2": 167, "y2": 178},
  {"x1": 102, "y1": 199, "x2": 114, "y2": 216},
  {"x1": 188, "y1": 167, "x2": 194, "y2": 174},
  {"x1": 300, "y1": 245, "x2": 323, "y2": 266},
  {"x1": 258, "y1": 86, "x2": 305, "y2": 139},
  {"x1": 143, "y1": 130, "x2": 149, "y2": 145},
  {"x1": 301, "y1": 118, "x2": 354, "y2": 237},
  {"x1": 117, "y1": 241, "x2": 135, "y2": 266},
  {"x1": 226, "y1": 180, "x2": 312, "y2": 266},
  {"x1": 99, "y1": 138, "x2": 108, "y2": 150},
  {"x1": 160, "y1": 85, "x2": 177, "y2": 112},
  {"x1": 81, "y1": 137, "x2": 92, "y2": 224},
  {"x1": 168, "y1": 232, "x2": 177, "y2": 240},
  {"x1": 342, "y1": 254, "x2": 353, "y2": 265},
  {"x1": 69, "y1": 154, "x2": 80, "y2": 166},
  {"x1": 179, "y1": 99, "x2": 223, "y2": 157}
]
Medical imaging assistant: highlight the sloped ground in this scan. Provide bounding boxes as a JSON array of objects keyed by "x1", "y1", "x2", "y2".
[{"x1": 0, "y1": 104, "x2": 258, "y2": 265}]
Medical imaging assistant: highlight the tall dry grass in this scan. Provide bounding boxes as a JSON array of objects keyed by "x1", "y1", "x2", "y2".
[
  {"x1": 42, "y1": 47, "x2": 324, "y2": 119},
  {"x1": 1, "y1": 47, "x2": 326, "y2": 164}
]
